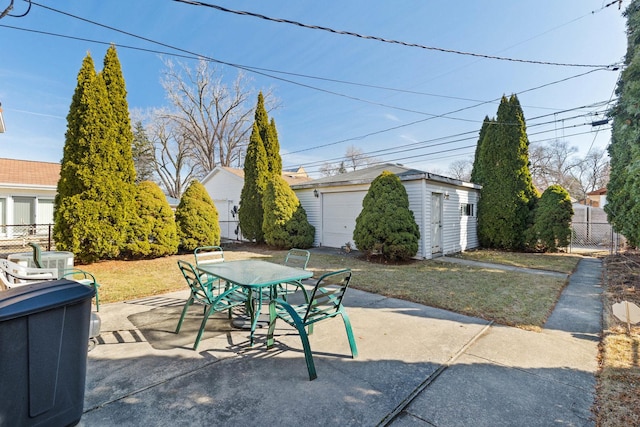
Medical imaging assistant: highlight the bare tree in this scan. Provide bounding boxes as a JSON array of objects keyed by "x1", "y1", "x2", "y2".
[
  {"x1": 160, "y1": 59, "x2": 263, "y2": 177},
  {"x1": 447, "y1": 158, "x2": 473, "y2": 181},
  {"x1": 529, "y1": 140, "x2": 609, "y2": 200},
  {"x1": 320, "y1": 146, "x2": 376, "y2": 176},
  {"x1": 345, "y1": 145, "x2": 376, "y2": 171},
  {"x1": 146, "y1": 110, "x2": 198, "y2": 199},
  {"x1": 571, "y1": 148, "x2": 610, "y2": 201}
]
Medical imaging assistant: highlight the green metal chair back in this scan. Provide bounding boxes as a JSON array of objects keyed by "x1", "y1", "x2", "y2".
[
  {"x1": 267, "y1": 268, "x2": 358, "y2": 380},
  {"x1": 275, "y1": 249, "x2": 312, "y2": 302},
  {"x1": 28, "y1": 242, "x2": 44, "y2": 268},
  {"x1": 194, "y1": 246, "x2": 225, "y2": 267},
  {"x1": 284, "y1": 249, "x2": 310, "y2": 270},
  {"x1": 175, "y1": 260, "x2": 247, "y2": 350}
]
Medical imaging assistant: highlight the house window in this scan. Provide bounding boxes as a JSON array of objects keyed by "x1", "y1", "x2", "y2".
[{"x1": 460, "y1": 203, "x2": 474, "y2": 217}]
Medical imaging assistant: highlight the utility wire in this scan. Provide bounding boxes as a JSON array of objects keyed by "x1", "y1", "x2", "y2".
[
  {"x1": 10, "y1": 2, "x2": 618, "y2": 161},
  {"x1": 172, "y1": 0, "x2": 618, "y2": 69},
  {"x1": 284, "y1": 69, "x2": 612, "y2": 156}
]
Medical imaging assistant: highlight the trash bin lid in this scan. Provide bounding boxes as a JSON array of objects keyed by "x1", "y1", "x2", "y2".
[{"x1": 0, "y1": 280, "x2": 95, "y2": 322}]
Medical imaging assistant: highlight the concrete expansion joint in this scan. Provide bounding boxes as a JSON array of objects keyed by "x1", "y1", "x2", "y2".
[{"x1": 377, "y1": 320, "x2": 494, "y2": 426}]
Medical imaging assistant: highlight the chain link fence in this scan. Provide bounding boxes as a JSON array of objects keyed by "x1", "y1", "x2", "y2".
[
  {"x1": 569, "y1": 221, "x2": 626, "y2": 255},
  {"x1": 0, "y1": 224, "x2": 55, "y2": 256}
]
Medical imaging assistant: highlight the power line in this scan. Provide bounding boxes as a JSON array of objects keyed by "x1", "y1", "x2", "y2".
[
  {"x1": 7, "y1": 2, "x2": 617, "y2": 170},
  {"x1": 172, "y1": 0, "x2": 619, "y2": 69},
  {"x1": 8, "y1": 4, "x2": 618, "y2": 154}
]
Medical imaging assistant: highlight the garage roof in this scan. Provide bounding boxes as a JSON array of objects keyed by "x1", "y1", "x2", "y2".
[{"x1": 293, "y1": 163, "x2": 480, "y2": 190}]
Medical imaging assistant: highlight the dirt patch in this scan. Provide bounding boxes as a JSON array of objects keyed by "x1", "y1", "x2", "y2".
[{"x1": 595, "y1": 250, "x2": 640, "y2": 426}]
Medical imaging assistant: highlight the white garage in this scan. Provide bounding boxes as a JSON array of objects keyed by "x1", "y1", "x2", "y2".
[{"x1": 292, "y1": 163, "x2": 482, "y2": 260}]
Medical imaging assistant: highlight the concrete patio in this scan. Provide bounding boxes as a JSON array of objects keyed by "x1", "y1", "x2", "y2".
[{"x1": 79, "y1": 257, "x2": 602, "y2": 426}]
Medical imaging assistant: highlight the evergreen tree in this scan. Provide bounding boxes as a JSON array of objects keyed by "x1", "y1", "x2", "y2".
[
  {"x1": 606, "y1": 0, "x2": 640, "y2": 247},
  {"x1": 101, "y1": 45, "x2": 139, "y2": 253},
  {"x1": 262, "y1": 176, "x2": 314, "y2": 248},
  {"x1": 239, "y1": 108, "x2": 269, "y2": 243},
  {"x1": 54, "y1": 53, "x2": 130, "y2": 263},
  {"x1": 132, "y1": 121, "x2": 156, "y2": 183},
  {"x1": 267, "y1": 118, "x2": 282, "y2": 177},
  {"x1": 526, "y1": 184, "x2": 573, "y2": 252},
  {"x1": 476, "y1": 95, "x2": 538, "y2": 250},
  {"x1": 353, "y1": 171, "x2": 420, "y2": 261},
  {"x1": 175, "y1": 180, "x2": 220, "y2": 251},
  {"x1": 127, "y1": 181, "x2": 179, "y2": 258},
  {"x1": 254, "y1": 92, "x2": 282, "y2": 177},
  {"x1": 470, "y1": 116, "x2": 493, "y2": 184},
  {"x1": 101, "y1": 45, "x2": 136, "y2": 184}
]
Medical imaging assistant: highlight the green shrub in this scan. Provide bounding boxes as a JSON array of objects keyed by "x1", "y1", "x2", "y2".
[
  {"x1": 126, "y1": 181, "x2": 179, "y2": 258},
  {"x1": 353, "y1": 171, "x2": 420, "y2": 261},
  {"x1": 263, "y1": 177, "x2": 315, "y2": 248},
  {"x1": 175, "y1": 180, "x2": 220, "y2": 251},
  {"x1": 526, "y1": 184, "x2": 573, "y2": 252}
]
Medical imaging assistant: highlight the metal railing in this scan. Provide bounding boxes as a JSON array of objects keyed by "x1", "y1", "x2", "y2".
[
  {"x1": 569, "y1": 221, "x2": 626, "y2": 255},
  {"x1": 0, "y1": 224, "x2": 55, "y2": 256}
]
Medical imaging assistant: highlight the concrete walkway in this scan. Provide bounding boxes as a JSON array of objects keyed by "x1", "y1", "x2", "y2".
[{"x1": 79, "y1": 257, "x2": 602, "y2": 426}]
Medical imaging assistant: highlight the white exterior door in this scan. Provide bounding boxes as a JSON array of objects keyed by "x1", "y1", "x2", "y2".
[
  {"x1": 431, "y1": 193, "x2": 443, "y2": 255},
  {"x1": 321, "y1": 191, "x2": 366, "y2": 248}
]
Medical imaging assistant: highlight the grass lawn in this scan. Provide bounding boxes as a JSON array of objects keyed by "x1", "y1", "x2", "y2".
[{"x1": 81, "y1": 246, "x2": 581, "y2": 330}]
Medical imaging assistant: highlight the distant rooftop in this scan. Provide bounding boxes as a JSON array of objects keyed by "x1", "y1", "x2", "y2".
[{"x1": 0, "y1": 158, "x2": 60, "y2": 186}]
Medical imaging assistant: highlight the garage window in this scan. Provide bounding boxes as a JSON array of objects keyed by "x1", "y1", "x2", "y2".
[{"x1": 460, "y1": 203, "x2": 474, "y2": 217}]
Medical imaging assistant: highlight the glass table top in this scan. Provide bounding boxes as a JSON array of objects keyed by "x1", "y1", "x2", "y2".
[{"x1": 197, "y1": 259, "x2": 313, "y2": 288}]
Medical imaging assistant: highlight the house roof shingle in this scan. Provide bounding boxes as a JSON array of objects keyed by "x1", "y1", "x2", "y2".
[
  {"x1": 0, "y1": 158, "x2": 60, "y2": 187},
  {"x1": 220, "y1": 166, "x2": 312, "y2": 185}
]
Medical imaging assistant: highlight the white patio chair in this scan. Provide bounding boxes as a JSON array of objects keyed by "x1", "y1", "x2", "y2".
[{"x1": 0, "y1": 259, "x2": 58, "y2": 290}]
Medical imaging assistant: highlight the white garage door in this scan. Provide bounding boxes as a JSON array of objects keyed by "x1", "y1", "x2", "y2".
[{"x1": 321, "y1": 191, "x2": 367, "y2": 248}]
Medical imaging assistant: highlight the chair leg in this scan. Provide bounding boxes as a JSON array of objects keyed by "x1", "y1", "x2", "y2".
[
  {"x1": 266, "y1": 301, "x2": 277, "y2": 349},
  {"x1": 294, "y1": 322, "x2": 317, "y2": 381},
  {"x1": 193, "y1": 305, "x2": 214, "y2": 350},
  {"x1": 94, "y1": 286, "x2": 100, "y2": 312},
  {"x1": 340, "y1": 308, "x2": 358, "y2": 358},
  {"x1": 175, "y1": 297, "x2": 194, "y2": 333}
]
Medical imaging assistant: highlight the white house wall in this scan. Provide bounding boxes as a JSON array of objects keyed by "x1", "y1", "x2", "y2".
[
  {"x1": 0, "y1": 187, "x2": 56, "y2": 238},
  {"x1": 202, "y1": 169, "x2": 243, "y2": 241}
]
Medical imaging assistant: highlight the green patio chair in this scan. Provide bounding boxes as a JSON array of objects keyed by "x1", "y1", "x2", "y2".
[
  {"x1": 28, "y1": 242, "x2": 101, "y2": 311},
  {"x1": 60, "y1": 269, "x2": 101, "y2": 311},
  {"x1": 175, "y1": 260, "x2": 247, "y2": 350},
  {"x1": 194, "y1": 245, "x2": 225, "y2": 284},
  {"x1": 266, "y1": 268, "x2": 358, "y2": 380},
  {"x1": 275, "y1": 248, "x2": 311, "y2": 303}
]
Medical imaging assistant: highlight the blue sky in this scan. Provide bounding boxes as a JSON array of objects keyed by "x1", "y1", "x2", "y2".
[{"x1": 0, "y1": 0, "x2": 629, "y2": 177}]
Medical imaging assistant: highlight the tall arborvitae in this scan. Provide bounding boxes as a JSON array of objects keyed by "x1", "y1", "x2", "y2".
[
  {"x1": 238, "y1": 122, "x2": 269, "y2": 242},
  {"x1": 476, "y1": 95, "x2": 538, "y2": 250},
  {"x1": 101, "y1": 45, "x2": 136, "y2": 184},
  {"x1": 254, "y1": 92, "x2": 282, "y2": 177},
  {"x1": 101, "y1": 45, "x2": 139, "y2": 253},
  {"x1": 606, "y1": 0, "x2": 640, "y2": 247},
  {"x1": 54, "y1": 53, "x2": 127, "y2": 263},
  {"x1": 470, "y1": 116, "x2": 493, "y2": 185},
  {"x1": 267, "y1": 118, "x2": 282, "y2": 177}
]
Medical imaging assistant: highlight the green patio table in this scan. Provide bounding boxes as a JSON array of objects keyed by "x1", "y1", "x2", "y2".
[{"x1": 197, "y1": 259, "x2": 313, "y2": 345}]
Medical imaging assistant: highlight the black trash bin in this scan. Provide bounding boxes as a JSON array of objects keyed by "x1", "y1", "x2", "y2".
[{"x1": 0, "y1": 279, "x2": 95, "y2": 427}]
